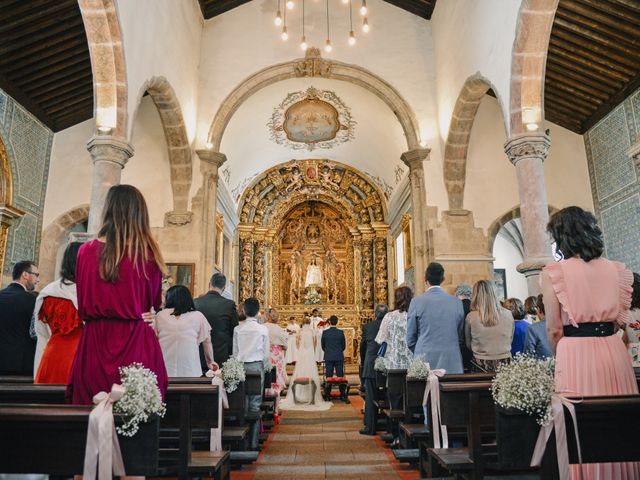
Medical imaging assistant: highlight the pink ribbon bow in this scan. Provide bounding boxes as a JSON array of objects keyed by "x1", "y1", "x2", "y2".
[
  {"x1": 83, "y1": 384, "x2": 126, "y2": 480},
  {"x1": 530, "y1": 393, "x2": 583, "y2": 480},
  {"x1": 422, "y1": 368, "x2": 448, "y2": 448},
  {"x1": 206, "y1": 370, "x2": 229, "y2": 452}
]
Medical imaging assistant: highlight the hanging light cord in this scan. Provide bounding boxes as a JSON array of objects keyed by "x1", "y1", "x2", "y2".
[
  {"x1": 349, "y1": 0, "x2": 353, "y2": 30},
  {"x1": 303, "y1": 0, "x2": 305, "y2": 37},
  {"x1": 326, "y1": 0, "x2": 330, "y2": 40}
]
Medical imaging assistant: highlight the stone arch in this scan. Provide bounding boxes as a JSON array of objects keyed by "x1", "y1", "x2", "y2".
[
  {"x1": 39, "y1": 205, "x2": 90, "y2": 286},
  {"x1": 509, "y1": 0, "x2": 559, "y2": 135},
  {"x1": 78, "y1": 0, "x2": 127, "y2": 137},
  {"x1": 208, "y1": 48, "x2": 420, "y2": 151},
  {"x1": 443, "y1": 74, "x2": 507, "y2": 210},
  {"x1": 134, "y1": 77, "x2": 193, "y2": 225},
  {"x1": 487, "y1": 204, "x2": 558, "y2": 252}
]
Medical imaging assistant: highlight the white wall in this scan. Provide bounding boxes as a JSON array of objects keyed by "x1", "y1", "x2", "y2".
[{"x1": 492, "y1": 233, "x2": 528, "y2": 301}]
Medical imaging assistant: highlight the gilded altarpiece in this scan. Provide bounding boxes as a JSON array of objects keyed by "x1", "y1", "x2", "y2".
[{"x1": 237, "y1": 159, "x2": 390, "y2": 362}]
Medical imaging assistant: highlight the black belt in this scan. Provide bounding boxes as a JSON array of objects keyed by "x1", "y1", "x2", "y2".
[{"x1": 563, "y1": 322, "x2": 614, "y2": 337}]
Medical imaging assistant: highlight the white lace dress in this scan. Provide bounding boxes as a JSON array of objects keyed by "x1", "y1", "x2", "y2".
[{"x1": 280, "y1": 325, "x2": 332, "y2": 411}]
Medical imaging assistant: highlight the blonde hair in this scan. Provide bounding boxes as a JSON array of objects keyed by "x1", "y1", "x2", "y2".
[{"x1": 471, "y1": 280, "x2": 501, "y2": 327}]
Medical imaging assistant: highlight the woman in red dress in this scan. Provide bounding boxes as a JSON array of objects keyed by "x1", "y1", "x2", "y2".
[
  {"x1": 67, "y1": 185, "x2": 168, "y2": 404},
  {"x1": 34, "y1": 242, "x2": 83, "y2": 384}
]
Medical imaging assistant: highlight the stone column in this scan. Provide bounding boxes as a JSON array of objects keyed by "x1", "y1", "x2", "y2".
[
  {"x1": 196, "y1": 149, "x2": 227, "y2": 293},
  {"x1": 86, "y1": 136, "x2": 134, "y2": 234},
  {"x1": 504, "y1": 133, "x2": 553, "y2": 295},
  {"x1": 401, "y1": 148, "x2": 430, "y2": 295}
]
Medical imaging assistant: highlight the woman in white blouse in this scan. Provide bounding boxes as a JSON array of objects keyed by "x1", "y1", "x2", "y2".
[{"x1": 155, "y1": 285, "x2": 216, "y2": 377}]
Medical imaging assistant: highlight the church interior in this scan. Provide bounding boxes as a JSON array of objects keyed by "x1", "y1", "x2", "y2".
[{"x1": 1, "y1": 0, "x2": 640, "y2": 478}]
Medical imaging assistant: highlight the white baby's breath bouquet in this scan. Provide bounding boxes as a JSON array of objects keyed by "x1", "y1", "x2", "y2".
[
  {"x1": 407, "y1": 357, "x2": 431, "y2": 380},
  {"x1": 304, "y1": 287, "x2": 321, "y2": 305},
  {"x1": 491, "y1": 354, "x2": 555, "y2": 426},
  {"x1": 373, "y1": 356, "x2": 387, "y2": 373},
  {"x1": 114, "y1": 363, "x2": 166, "y2": 437},
  {"x1": 264, "y1": 356, "x2": 275, "y2": 373},
  {"x1": 221, "y1": 356, "x2": 246, "y2": 393}
]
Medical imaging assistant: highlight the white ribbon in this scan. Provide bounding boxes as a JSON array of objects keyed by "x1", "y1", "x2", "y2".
[
  {"x1": 206, "y1": 370, "x2": 229, "y2": 452},
  {"x1": 83, "y1": 384, "x2": 126, "y2": 480},
  {"x1": 530, "y1": 393, "x2": 583, "y2": 480},
  {"x1": 421, "y1": 369, "x2": 448, "y2": 449}
]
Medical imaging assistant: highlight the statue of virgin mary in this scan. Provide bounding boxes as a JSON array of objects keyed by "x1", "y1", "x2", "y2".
[{"x1": 305, "y1": 252, "x2": 323, "y2": 287}]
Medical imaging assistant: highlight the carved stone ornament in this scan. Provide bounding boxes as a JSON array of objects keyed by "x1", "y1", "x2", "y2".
[
  {"x1": 165, "y1": 210, "x2": 193, "y2": 226},
  {"x1": 504, "y1": 133, "x2": 551, "y2": 165},
  {"x1": 294, "y1": 47, "x2": 332, "y2": 78}
]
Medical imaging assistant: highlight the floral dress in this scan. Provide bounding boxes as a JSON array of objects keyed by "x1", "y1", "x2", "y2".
[{"x1": 376, "y1": 310, "x2": 412, "y2": 370}]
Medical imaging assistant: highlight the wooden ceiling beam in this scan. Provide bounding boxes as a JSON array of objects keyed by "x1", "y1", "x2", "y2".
[
  {"x1": 552, "y1": 27, "x2": 639, "y2": 70},
  {"x1": 545, "y1": 91, "x2": 594, "y2": 116},
  {"x1": 21, "y1": 70, "x2": 92, "y2": 96},
  {"x1": 53, "y1": 109, "x2": 93, "y2": 132},
  {"x1": 0, "y1": 30, "x2": 86, "y2": 66},
  {"x1": 582, "y1": 74, "x2": 640, "y2": 132},
  {"x1": 44, "y1": 94, "x2": 93, "y2": 115},
  {"x1": 554, "y1": 17, "x2": 638, "y2": 57},
  {"x1": 0, "y1": 2, "x2": 74, "y2": 35},
  {"x1": 549, "y1": 36, "x2": 638, "y2": 74},
  {"x1": 549, "y1": 40, "x2": 635, "y2": 79},
  {"x1": 555, "y1": 8, "x2": 639, "y2": 46},
  {"x1": 545, "y1": 78, "x2": 605, "y2": 105},
  {"x1": 545, "y1": 62, "x2": 617, "y2": 95},
  {"x1": 0, "y1": 73, "x2": 54, "y2": 129},
  {"x1": 32, "y1": 78, "x2": 93, "y2": 104},
  {"x1": 10, "y1": 55, "x2": 88, "y2": 83},
  {"x1": 40, "y1": 88, "x2": 93, "y2": 111},
  {"x1": 546, "y1": 56, "x2": 622, "y2": 89},
  {"x1": 2, "y1": 43, "x2": 88, "y2": 73},
  {"x1": 592, "y1": 0, "x2": 640, "y2": 17},
  {"x1": 0, "y1": 17, "x2": 84, "y2": 56},
  {"x1": 546, "y1": 88, "x2": 598, "y2": 112},
  {"x1": 1, "y1": 7, "x2": 79, "y2": 41},
  {"x1": 0, "y1": 0, "x2": 73, "y2": 26},
  {"x1": 562, "y1": 0, "x2": 640, "y2": 36},
  {"x1": 382, "y1": 0, "x2": 431, "y2": 19},
  {"x1": 544, "y1": 112, "x2": 582, "y2": 132},
  {"x1": 545, "y1": 70, "x2": 609, "y2": 101}
]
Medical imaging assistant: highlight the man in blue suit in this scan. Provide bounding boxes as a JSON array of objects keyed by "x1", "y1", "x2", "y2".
[
  {"x1": 407, "y1": 262, "x2": 464, "y2": 374},
  {"x1": 321, "y1": 315, "x2": 348, "y2": 401}
]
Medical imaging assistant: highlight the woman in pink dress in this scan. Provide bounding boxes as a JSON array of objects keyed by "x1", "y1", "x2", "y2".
[
  {"x1": 542, "y1": 206, "x2": 639, "y2": 479},
  {"x1": 67, "y1": 185, "x2": 168, "y2": 405}
]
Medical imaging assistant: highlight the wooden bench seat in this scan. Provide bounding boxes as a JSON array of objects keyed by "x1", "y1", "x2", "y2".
[
  {"x1": 189, "y1": 450, "x2": 230, "y2": 479},
  {"x1": 229, "y1": 450, "x2": 260, "y2": 465},
  {"x1": 392, "y1": 448, "x2": 419, "y2": 463},
  {"x1": 428, "y1": 447, "x2": 475, "y2": 472}
]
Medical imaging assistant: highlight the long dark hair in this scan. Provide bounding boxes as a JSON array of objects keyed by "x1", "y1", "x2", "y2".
[
  {"x1": 60, "y1": 242, "x2": 82, "y2": 285},
  {"x1": 632, "y1": 273, "x2": 640, "y2": 311},
  {"x1": 547, "y1": 206, "x2": 604, "y2": 262},
  {"x1": 165, "y1": 285, "x2": 195, "y2": 316},
  {"x1": 98, "y1": 184, "x2": 166, "y2": 282}
]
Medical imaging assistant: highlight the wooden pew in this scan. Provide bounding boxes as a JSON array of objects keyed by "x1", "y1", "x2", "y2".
[
  {"x1": 382, "y1": 369, "x2": 407, "y2": 441},
  {"x1": 0, "y1": 404, "x2": 159, "y2": 476}
]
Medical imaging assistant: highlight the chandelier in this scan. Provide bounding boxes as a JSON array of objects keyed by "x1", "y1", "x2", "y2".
[{"x1": 274, "y1": 0, "x2": 370, "y2": 53}]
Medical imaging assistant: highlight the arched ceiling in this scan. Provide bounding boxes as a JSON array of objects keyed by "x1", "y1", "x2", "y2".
[{"x1": 219, "y1": 76, "x2": 407, "y2": 204}]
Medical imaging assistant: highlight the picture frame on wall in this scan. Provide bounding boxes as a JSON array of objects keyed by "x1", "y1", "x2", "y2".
[
  {"x1": 166, "y1": 263, "x2": 195, "y2": 295},
  {"x1": 493, "y1": 268, "x2": 507, "y2": 302}
]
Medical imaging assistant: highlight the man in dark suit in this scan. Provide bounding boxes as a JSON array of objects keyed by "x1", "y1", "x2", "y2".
[
  {"x1": 0, "y1": 260, "x2": 39, "y2": 374},
  {"x1": 321, "y1": 315, "x2": 347, "y2": 401},
  {"x1": 195, "y1": 272, "x2": 239, "y2": 368},
  {"x1": 359, "y1": 303, "x2": 388, "y2": 435}
]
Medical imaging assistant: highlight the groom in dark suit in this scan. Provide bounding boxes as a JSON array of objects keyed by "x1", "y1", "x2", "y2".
[{"x1": 321, "y1": 315, "x2": 347, "y2": 400}]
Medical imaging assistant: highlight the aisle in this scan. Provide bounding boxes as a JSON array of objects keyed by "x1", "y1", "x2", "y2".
[{"x1": 232, "y1": 397, "x2": 419, "y2": 480}]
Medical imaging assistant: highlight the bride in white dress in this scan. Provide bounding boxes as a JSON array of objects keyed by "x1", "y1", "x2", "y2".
[{"x1": 280, "y1": 318, "x2": 332, "y2": 411}]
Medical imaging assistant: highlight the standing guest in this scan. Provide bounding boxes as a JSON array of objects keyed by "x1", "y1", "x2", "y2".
[
  {"x1": 523, "y1": 294, "x2": 552, "y2": 359},
  {"x1": 377, "y1": 287, "x2": 414, "y2": 376},
  {"x1": 67, "y1": 185, "x2": 168, "y2": 404},
  {"x1": 407, "y1": 262, "x2": 464, "y2": 374},
  {"x1": 524, "y1": 296, "x2": 538, "y2": 324},
  {"x1": 621, "y1": 273, "x2": 640, "y2": 367},
  {"x1": 359, "y1": 303, "x2": 388, "y2": 435},
  {"x1": 34, "y1": 242, "x2": 83, "y2": 383},
  {"x1": 265, "y1": 308, "x2": 288, "y2": 391},
  {"x1": 233, "y1": 297, "x2": 269, "y2": 450},
  {"x1": 542, "y1": 206, "x2": 639, "y2": 479},
  {"x1": 311, "y1": 308, "x2": 325, "y2": 362},
  {"x1": 154, "y1": 285, "x2": 216, "y2": 377},
  {"x1": 455, "y1": 283, "x2": 473, "y2": 370},
  {"x1": 0, "y1": 260, "x2": 39, "y2": 375},
  {"x1": 503, "y1": 297, "x2": 529, "y2": 356},
  {"x1": 321, "y1": 315, "x2": 348, "y2": 401},
  {"x1": 237, "y1": 302, "x2": 247, "y2": 325},
  {"x1": 464, "y1": 280, "x2": 514, "y2": 372},
  {"x1": 285, "y1": 315, "x2": 300, "y2": 364},
  {"x1": 195, "y1": 272, "x2": 239, "y2": 365}
]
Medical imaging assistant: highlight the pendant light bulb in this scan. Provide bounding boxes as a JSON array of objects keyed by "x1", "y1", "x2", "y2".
[
  {"x1": 349, "y1": 30, "x2": 356, "y2": 45},
  {"x1": 300, "y1": 35, "x2": 308, "y2": 50},
  {"x1": 362, "y1": 17, "x2": 370, "y2": 32},
  {"x1": 360, "y1": 0, "x2": 367, "y2": 16},
  {"x1": 324, "y1": 38, "x2": 333, "y2": 53},
  {"x1": 281, "y1": 25, "x2": 289, "y2": 40},
  {"x1": 275, "y1": 10, "x2": 282, "y2": 25},
  {"x1": 286, "y1": 0, "x2": 294, "y2": 9}
]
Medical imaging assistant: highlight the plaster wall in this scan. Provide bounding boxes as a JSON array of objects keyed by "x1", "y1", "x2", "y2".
[
  {"x1": 492, "y1": 232, "x2": 528, "y2": 301},
  {"x1": 431, "y1": 0, "x2": 521, "y2": 141}
]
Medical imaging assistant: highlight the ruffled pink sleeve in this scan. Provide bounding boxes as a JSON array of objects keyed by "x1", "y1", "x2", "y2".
[
  {"x1": 543, "y1": 261, "x2": 579, "y2": 328},
  {"x1": 613, "y1": 261, "x2": 633, "y2": 328},
  {"x1": 196, "y1": 311, "x2": 212, "y2": 344}
]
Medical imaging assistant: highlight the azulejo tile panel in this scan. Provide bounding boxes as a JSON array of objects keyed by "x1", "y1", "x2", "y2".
[{"x1": 600, "y1": 195, "x2": 640, "y2": 272}]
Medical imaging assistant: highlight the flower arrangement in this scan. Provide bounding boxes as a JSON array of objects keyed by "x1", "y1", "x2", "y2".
[
  {"x1": 407, "y1": 357, "x2": 431, "y2": 380},
  {"x1": 113, "y1": 363, "x2": 166, "y2": 437},
  {"x1": 264, "y1": 356, "x2": 275, "y2": 373},
  {"x1": 373, "y1": 356, "x2": 387, "y2": 373},
  {"x1": 221, "y1": 356, "x2": 246, "y2": 393},
  {"x1": 304, "y1": 287, "x2": 322, "y2": 304},
  {"x1": 491, "y1": 354, "x2": 555, "y2": 426}
]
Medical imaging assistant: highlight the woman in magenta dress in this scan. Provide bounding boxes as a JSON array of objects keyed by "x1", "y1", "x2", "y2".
[
  {"x1": 542, "y1": 206, "x2": 639, "y2": 479},
  {"x1": 67, "y1": 185, "x2": 168, "y2": 405}
]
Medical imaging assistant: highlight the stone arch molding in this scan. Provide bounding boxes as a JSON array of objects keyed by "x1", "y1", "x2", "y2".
[
  {"x1": 39, "y1": 205, "x2": 90, "y2": 286},
  {"x1": 208, "y1": 48, "x2": 420, "y2": 151},
  {"x1": 444, "y1": 74, "x2": 507, "y2": 211},
  {"x1": 136, "y1": 77, "x2": 193, "y2": 226},
  {"x1": 487, "y1": 204, "x2": 558, "y2": 252}
]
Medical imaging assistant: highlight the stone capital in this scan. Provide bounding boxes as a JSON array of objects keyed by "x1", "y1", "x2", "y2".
[
  {"x1": 401, "y1": 148, "x2": 431, "y2": 170},
  {"x1": 516, "y1": 258, "x2": 552, "y2": 276},
  {"x1": 0, "y1": 204, "x2": 25, "y2": 227},
  {"x1": 87, "y1": 135, "x2": 134, "y2": 168},
  {"x1": 196, "y1": 149, "x2": 227, "y2": 174},
  {"x1": 504, "y1": 133, "x2": 551, "y2": 166}
]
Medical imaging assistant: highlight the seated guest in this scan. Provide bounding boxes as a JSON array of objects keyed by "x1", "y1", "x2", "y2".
[
  {"x1": 524, "y1": 296, "x2": 538, "y2": 324},
  {"x1": 0, "y1": 260, "x2": 39, "y2": 375},
  {"x1": 321, "y1": 315, "x2": 348, "y2": 402},
  {"x1": 233, "y1": 297, "x2": 269, "y2": 450},
  {"x1": 503, "y1": 297, "x2": 529, "y2": 356},
  {"x1": 455, "y1": 283, "x2": 473, "y2": 370},
  {"x1": 265, "y1": 308, "x2": 288, "y2": 391},
  {"x1": 360, "y1": 304, "x2": 388, "y2": 435},
  {"x1": 154, "y1": 285, "x2": 216, "y2": 377},
  {"x1": 464, "y1": 280, "x2": 514, "y2": 372},
  {"x1": 34, "y1": 242, "x2": 83, "y2": 383},
  {"x1": 523, "y1": 293, "x2": 552, "y2": 359}
]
